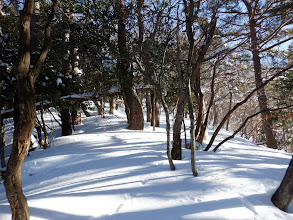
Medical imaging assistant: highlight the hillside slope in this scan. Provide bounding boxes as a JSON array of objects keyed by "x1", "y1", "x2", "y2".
[{"x1": 0, "y1": 108, "x2": 292, "y2": 220}]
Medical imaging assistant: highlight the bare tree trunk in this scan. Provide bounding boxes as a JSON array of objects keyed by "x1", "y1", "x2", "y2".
[
  {"x1": 71, "y1": 110, "x2": 81, "y2": 125},
  {"x1": 172, "y1": 91, "x2": 186, "y2": 160},
  {"x1": 187, "y1": 79, "x2": 198, "y2": 176},
  {"x1": 109, "y1": 95, "x2": 115, "y2": 115},
  {"x1": 272, "y1": 155, "x2": 293, "y2": 211},
  {"x1": 81, "y1": 105, "x2": 91, "y2": 117},
  {"x1": 35, "y1": 122, "x2": 43, "y2": 146},
  {"x1": 183, "y1": 119, "x2": 189, "y2": 149},
  {"x1": 30, "y1": 0, "x2": 40, "y2": 52},
  {"x1": 151, "y1": 90, "x2": 160, "y2": 127},
  {"x1": 197, "y1": 95, "x2": 209, "y2": 144},
  {"x1": 212, "y1": 102, "x2": 218, "y2": 127},
  {"x1": 157, "y1": 87, "x2": 175, "y2": 171},
  {"x1": 146, "y1": 91, "x2": 151, "y2": 122},
  {"x1": 0, "y1": 72, "x2": 6, "y2": 168},
  {"x1": 137, "y1": 0, "x2": 144, "y2": 59},
  {"x1": 40, "y1": 101, "x2": 49, "y2": 149},
  {"x1": 95, "y1": 99, "x2": 104, "y2": 116},
  {"x1": 117, "y1": 0, "x2": 144, "y2": 130},
  {"x1": 4, "y1": 1, "x2": 58, "y2": 218},
  {"x1": 61, "y1": 109, "x2": 72, "y2": 136},
  {"x1": 243, "y1": 0, "x2": 278, "y2": 149},
  {"x1": 199, "y1": 62, "x2": 217, "y2": 144},
  {"x1": 226, "y1": 91, "x2": 233, "y2": 131},
  {"x1": 0, "y1": 116, "x2": 5, "y2": 168},
  {"x1": 5, "y1": 78, "x2": 36, "y2": 220}
]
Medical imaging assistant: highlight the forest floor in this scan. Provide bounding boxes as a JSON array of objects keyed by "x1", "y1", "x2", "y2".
[{"x1": 0, "y1": 104, "x2": 292, "y2": 220}]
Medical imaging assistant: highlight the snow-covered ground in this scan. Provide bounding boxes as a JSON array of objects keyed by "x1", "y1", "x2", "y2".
[{"x1": 0, "y1": 107, "x2": 292, "y2": 220}]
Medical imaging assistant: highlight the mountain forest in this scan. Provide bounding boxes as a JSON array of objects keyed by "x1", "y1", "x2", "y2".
[{"x1": 0, "y1": 0, "x2": 293, "y2": 219}]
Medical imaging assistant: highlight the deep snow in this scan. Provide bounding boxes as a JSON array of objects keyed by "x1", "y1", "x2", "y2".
[{"x1": 0, "y1": 106, "x2": 292, "y2": 220}]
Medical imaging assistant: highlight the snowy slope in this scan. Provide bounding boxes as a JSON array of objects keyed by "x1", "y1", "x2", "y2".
[{"x1": 0, "y1": 108, "x2": 292, "y2": 220}]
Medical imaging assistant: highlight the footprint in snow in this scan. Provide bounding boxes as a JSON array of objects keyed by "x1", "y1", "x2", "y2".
[{"x1": 140, "y1": 179, "x2": 148, "y2": 185}]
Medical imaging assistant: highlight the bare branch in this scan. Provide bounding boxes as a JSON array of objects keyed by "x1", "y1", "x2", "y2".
[
  {"x1": 213, "y1": 105, "x2": 293, "y2": 152},
  {"x1": 204, "y1": 63, "x2": 293, "y2": 151},
  {"x1": 260, "y1": 36, "x2": 293, "y2": 52},
  {"x1": 33, "y1": 0, "x2": 58, "y2": 80}
]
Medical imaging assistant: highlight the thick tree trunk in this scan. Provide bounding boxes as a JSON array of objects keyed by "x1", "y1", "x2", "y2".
[
  {"x1": 272, "y1": 156, "x2": 293, "y2": 211},
  {"x1": 61, "y1": 109, "x2": 72, "y2": 136},
  {"x1": 198, "y1": 105, "x2": 209, "y2": 143},
  {"x1": 151, "y1": 91, "x2": 160, "y2": 127},
  {"x1": 4, "y1": 1, "x2": 57, "y2": 218},
  {"x1": 122, "y1": 87, "x2": 144, "y2": 130},
  {"x1": 5, "y1": 77, "x2": 36, "y2": 220},
  {"x1": 109, "y1": 96, "x2": 115, "y2": 115},
  {"x1": 196, "y1": 92, "x2": 207, "y2": 144},
  {"x1": 244, "y1": 0, "x2": 278, "y2": 149},
  {"x1": 172, "y1": 89, "x2": 186, "y2": 160},
  {"x1": 117, "y1": 0, "x2": 144, "y2": 130}
]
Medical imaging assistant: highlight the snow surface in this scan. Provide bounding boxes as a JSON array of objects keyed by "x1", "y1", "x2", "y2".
[{"x1": 0, "y1": 107, "x2": 292, "y2": 220}]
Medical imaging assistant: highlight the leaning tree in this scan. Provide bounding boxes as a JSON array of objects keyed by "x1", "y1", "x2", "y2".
[{"x1": 4, "y1": 1, "x2": 58, "y2": 219}]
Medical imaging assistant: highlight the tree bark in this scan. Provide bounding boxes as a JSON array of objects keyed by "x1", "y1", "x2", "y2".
[
  {"x1": 35, "y1": 122, "x2": 43, "y2": 146},
  {"x1": 30, "y1": 0, "x2": 40, "y2": 52},
  {"x1": 81, "y1": 105, "x2": 91, "y2": 117},
  {"x1": 157, "y1": 86, "x2": 175, "y2": 171},
  {"x1": 0, "y1": 116, "x2": 5, "y2": 168},
  {"x1": 226, "y1": 91, "x2": 233, "y2": 131},
  {"x1": 146, "y1": 91, "x2": 151, "y2": 122},
  {"x1": 243, "y1": 0, "x2": 278, "y2": 149},
  {"x1": 0, "y1": 71, "x2": 6, "y2": 168},
  {"x1": 71, "y1": 110, "x2": 81, "y2": 126},
  {"x1": 272, "y1": 155, "x2": 293, "y2": 211},
  {"x1": 95, "y1": 99, "x2": 104, "y2": 116},
  {"x1": 187, "y1": 79, "x2": 198, "y2": 176},
  {"x1": 61, "y1": 108, "x2": 72, "y2": 136},
  {"x1": 117, "y1": 0, "x2": 144, "y2": 130},
  {"x1": 172, "y1": 1, "x2": 217, "y2": 158},
  {"x1": 3, "y1": 0, "x2": 57, "y2": 218},
  {"x1": 172, "y1": 90, "x2": 186, "y2": 160},
  {"x1": 5, "y1": 77, "x2": 36, "y2": 220},
  {"x1": 109, "y1": 95, "x2": 115, "y2": 115},
  {"x1": 137, "y1": 0, "x2": 144, "y2": 58},
  {"x1": 40, "y1": 101, "x2": 49, "y2": 149},
  {"x1": 212, "y1": 103, "x2": 218, "y2": 127},
  {"x1": 151, "y1": 90, "x2": 160, "y2": 127}
]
